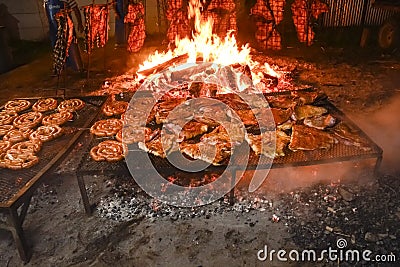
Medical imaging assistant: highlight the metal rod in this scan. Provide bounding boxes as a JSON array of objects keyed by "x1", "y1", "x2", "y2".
[
  {"x1": 229, "y1": 168, "x2": 236, "y2": 205},
  {"x1": 87, "y1": 0, "x2": 96, "y2": 81},
  {"x1": 77, "y1": 174, "x2": 93, "y2": 215},
  {"x1": 104, "y1": 0, "x2": 109, "y2": 72}
]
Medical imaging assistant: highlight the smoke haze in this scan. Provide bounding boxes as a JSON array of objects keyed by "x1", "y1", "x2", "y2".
[{"x1": 351, "y1": 93, "x2": 400, "y2": 175}]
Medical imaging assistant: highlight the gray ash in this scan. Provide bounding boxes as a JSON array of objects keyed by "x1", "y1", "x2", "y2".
[
  {"x1": 278, "y1": 175, "x2": 400, "y2": 264},
  {"x1": 95, "y1": 176, "x2": 279, "y2": 222}
]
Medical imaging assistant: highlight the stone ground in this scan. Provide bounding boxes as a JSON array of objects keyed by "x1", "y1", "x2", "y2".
[{"x1": 0, "y1": 35, "x2": 399, "y2": 267}]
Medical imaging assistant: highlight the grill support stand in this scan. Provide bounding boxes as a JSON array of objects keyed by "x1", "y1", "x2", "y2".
[
  {"x1": 374, "y1": 155, "x2": 383, "y2": 177},
  {"x1": 0, "y1": 96, "x2": 106, "y2": 263},
  {"x1": 229, "y1": 168, "x2": 238, "y2": 205},
  {"x1": 74, "y1": 93, "x2": 383, "y2": 213},
  {"x1": 0, "y1": 196, "x2": 33, "y2": 262},
  {"x1": 77, "y1": 174, "x2": 94, "y2": 215}
]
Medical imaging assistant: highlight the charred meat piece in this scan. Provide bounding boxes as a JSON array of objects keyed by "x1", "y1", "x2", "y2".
[
  {"x1": 289, "y1": 125, "x2": 334, "y2": 151},
  {"x1": 245, "y1": 130, "x2": 290, "y2": 158},
  {"x1": 304, "y1": 114, "x2": 336, "y2": 130},
  {"x1": 179, "y1": 121, "x2": 208, "y2": 140},
  {"x1": 180, "y1": 124, "x2": 235, "y2": 165},
  {"x1": 165, "y1": 103, "x2": 194, "y2": 123},
  {"x1": 275, "y1": 130, "x2": 291, "y2": 157},
  {"x1": 138, "y1": 131, "x2": 179, "y2": 158},
  {"x1": 223, "y1": 121, "x2": 246, "y2": 145},
  {"x1": 123, "y1": 109, "x2": 155, "y2": 126},
  {"x1": 245, "y1": 131, "x2": 275, "y2": 159},
  {"x1": 126, "y1": 97, "x2": 157, "y2": 124},
  {"x1": 293, "y1": 105, "x2": 327, "y2": 120},
  {"x1": 235, "y1": 109, "x2": 258, "y2": 127},
  {"x1": 201, "y1": 124, "x2": 245, "y2": 145},
  {"x1": 138, "y1": 137, "x2": 166, "y2": 158},
  {"x1": 266, "y1": 95, "x2": 297, "y2": 109},
  {"x1": 277, "y1": 120, "x2": 294, "y2": 131},
  {"x1": 180, "y1": 141, "x2": 231, "y2": 166},
  {"x1": 240, "y1": 94, "x2": 270, "y2": 109},
  {"x1": 291, "y1": 91, "x2": 325, "y2": 105},
  {"x1": 155, "y1": 98, "x2": 187, "y2": 124},
  {"x1": 193, "y1": 99, "x2": 228, "y2": 127},
  {"x1": 332, "y1": 122, "x2": 371, "y2": 151},
  {"x1": 271, "y1": 108, "x2": 292, "y2": 125},
  {"x1": 200, "y1": 125, "x2": 231, "y2": 144},
  {"x1": 122, "y1": 126, "x2": 152, "y2": 144},
  {"x1": 250, "y1": 107, "x2": 276, "y2": 130}
]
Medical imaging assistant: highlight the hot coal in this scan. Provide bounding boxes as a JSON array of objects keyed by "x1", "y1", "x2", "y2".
[{"x1": 93, "y1": 175, "x2": 280, "y2": 222}]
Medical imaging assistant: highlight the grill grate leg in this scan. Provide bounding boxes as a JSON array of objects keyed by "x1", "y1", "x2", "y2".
[
  {"x1": 4, "y1": 196, "x2": 33, "y2": 263},
  {"x1": 76, "y1": 174, "x2": 93, "y2": 215},
  {"x1": 229, "y1": 169, "x2": 237, "y2": 205}
]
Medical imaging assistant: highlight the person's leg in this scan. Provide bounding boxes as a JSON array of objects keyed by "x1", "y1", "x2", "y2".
[
  {"x1": 49, "y1": 24, "x2": 58, "y2": 48},
  {"x1": 115, "y1": 0, "x2": 126, "y2": 46}
]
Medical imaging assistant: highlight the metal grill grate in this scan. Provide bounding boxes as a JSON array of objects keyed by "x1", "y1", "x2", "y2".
[
  {"x1": 236, "y1": 100, "x2": 382, "y2": 169},
  {"x1": 75, "y1": 91, "x2": 382, "y2": 182},
  {"x1": 0, "y1": 96, "x2": 106, "y2": 207}
]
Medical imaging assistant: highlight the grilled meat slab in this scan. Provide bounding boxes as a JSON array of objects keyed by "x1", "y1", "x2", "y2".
[
  {"x1": 293, "y1": 105, "x2": 327, "y2": 120},
  {"x1": 332, "y1": 122, "x2": 371, "y2": 151},
  {"x1": 304, "y1": 114, "x2": 336, "y2": 130},
  {"x1": 289, "y1": 125, "x2": 334, "y2": 151},
  {"x1": 245, "y1": 131, "x2": 275, "y2": 158},
  {"x1": 271, "y1": 108, "x2": 292, "y2": 125}
]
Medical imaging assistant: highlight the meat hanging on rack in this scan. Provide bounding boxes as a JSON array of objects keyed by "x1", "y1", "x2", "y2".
[
  {"x1": 201, "y1": 0, "x2": 237, "y2": 38},
  {"x1": 82, "y1": 4, "x2": 110, "y2": 54},
  {"x1": 251, "y1": 0, "x2": 286, "y2": 50},
  {"x1": 291, "y1": 0, "x2": 328, "y2": 46},
  {"x1": 53, "y1": 11, "x2": 74, "y2": 75},
  {"x1": 124, "y1": 3, "x2": 146, "y2": 53}
]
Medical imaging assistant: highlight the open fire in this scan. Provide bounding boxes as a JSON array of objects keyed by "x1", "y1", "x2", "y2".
[
  {"x1": 97, "y1": 1, "x2": 382, "y2": 208},
  {"x1": 137, "y1": 0, "x2": 281, "y2": 93},
  {"x1": 83, "y1": 1, "x2": 380, "y2": 212},
  {"x1": 98, "y1": 0, "x2": 294, "y2": 96}
]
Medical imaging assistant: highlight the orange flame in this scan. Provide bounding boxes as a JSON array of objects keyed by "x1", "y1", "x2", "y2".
[{"x1": 137, "y1": 0, "x2": 279, "y2": 90}]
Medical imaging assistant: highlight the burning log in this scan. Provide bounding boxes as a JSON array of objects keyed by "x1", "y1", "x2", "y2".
[
  {"x1": 170, "y1": 62, "x2": 216, "y2": 82},
  {"x1": 137, "y1": 54, "x2": 189, "y2": 76},
  {"x1": 231, "y1": 63, "x2": 252, "y2": 79},
  {"x1": 189, "y1": 82, "x2": 218, "y2": 97}
]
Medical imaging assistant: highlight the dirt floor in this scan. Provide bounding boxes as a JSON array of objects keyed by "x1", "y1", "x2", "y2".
[{"x1": 0, "y1": 36, "x2": 400, "y2": 267}]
